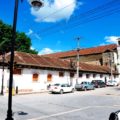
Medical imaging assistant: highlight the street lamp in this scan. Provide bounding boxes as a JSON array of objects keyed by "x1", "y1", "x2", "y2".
[
  {"x1": 5, "y1": 0, "x2": 43, "y2": 120},
  {"x1": 1, "y1": 52, "x2": 5, "y2": 95}
]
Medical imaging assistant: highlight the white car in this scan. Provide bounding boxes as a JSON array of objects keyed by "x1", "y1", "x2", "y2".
[
  {"x1": 107, "y1": 80, "x2": 118, "y2": 86},
  {"x1": 49, "y1": 83, "x2": 74, "y2": 94}
]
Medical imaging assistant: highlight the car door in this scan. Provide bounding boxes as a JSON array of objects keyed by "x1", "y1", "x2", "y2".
[
  {"x1": 61, "y1": 84, "x2": 66, "y2": 92},
  {"x1": 87, "y1": 82, "x2": 90, "y2": 89},
  {"x1": 88, "y1": 82, "x2": 92, "y2": 89},
  {"x1": 67, "y1": 84, "x2": 72, "y2": 92},
  {"x1": 65, "y1": 84, "x2": 70, "y2": 92}
]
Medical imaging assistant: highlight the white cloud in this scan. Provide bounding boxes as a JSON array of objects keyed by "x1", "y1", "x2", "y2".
[
  {"x1": 38, "y1": 48, "x2": 54, "y2": 55},
  {"x1": 99, "y1": 43, "x2": 106, "y2": 46},
  {"x1": 30, "y1": 46, "x2": 35, "y2": 50},
  {"x1": 104, "y1": 36, "x2": 120, "y2": 44},
  {"x1": 30, "y1": 0, "x2": 80, "y2": 22},
  {"x1": 38, "y1": 48, "x2": 61, "y2": 55}
]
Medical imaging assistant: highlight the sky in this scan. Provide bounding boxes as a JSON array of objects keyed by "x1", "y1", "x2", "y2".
[{"x1": 0, "y1": 0, "x2": 120, "y2": 55}]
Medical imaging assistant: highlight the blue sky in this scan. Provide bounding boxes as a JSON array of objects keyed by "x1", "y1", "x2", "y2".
[{"x1": 0, "y1": 0, "x2": 120, "y2": 54}]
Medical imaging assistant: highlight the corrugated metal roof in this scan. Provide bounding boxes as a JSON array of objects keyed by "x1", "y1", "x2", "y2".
[
  {"x1": 0, "y1": 51, "x2": 117, "y2": 74},
  {"x1": 43, "y1": 44, "x2": 117, "y2": 58}
]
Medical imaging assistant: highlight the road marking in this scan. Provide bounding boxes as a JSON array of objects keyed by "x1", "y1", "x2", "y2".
[
  {"x1": 27, "y1": 106, "x2": 91, "y2": 120},
  {"x1": 27, "y1": 105, "x2": 120, "y2": 120}
]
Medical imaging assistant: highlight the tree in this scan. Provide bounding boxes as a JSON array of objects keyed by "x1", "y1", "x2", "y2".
[{"x1": 0, "y1": 20, "x2": 38, "y2": 54}]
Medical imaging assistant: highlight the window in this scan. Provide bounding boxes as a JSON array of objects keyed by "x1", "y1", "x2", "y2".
[
  {"x1": 79, "y1": 73, "x2": 82, "y2": 77},
  {"x1": 86, "y1": 74, "x2": 90, "y2": 78},
  {"x1": 59, "y1": 72, "x2": 64, "y2": 77},
  {"x1": 47, "y1": 74, "x2": 52, "y2": 82},
  {"x1": 13, "y1": 68, "x2": 22, "y2": 75},
  {"x1": 114, "y1": 75, "x2": 117, "y2": 78},
  {"x1": 70, "y1": 72, "x2": 74, "y2": 77},
  {"x1": 93, "y1": 74, "x2": 96, "y2": 78},
  {"x1": 32, "y1": 73, "x2": 39, "y2": 82},
  {"x1": 100, "y1": 74, "x2": 103, "y2": 78}
]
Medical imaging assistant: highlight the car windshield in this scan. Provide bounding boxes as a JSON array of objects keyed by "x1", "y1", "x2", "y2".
[
  {"x1": 108, "y1": 81, "x2": 115, "y2": 83},
  {"x1": 81, "y1": 82, "x2": 87, "y2": 84},
  {"x1": 53, "y1": 84, "x2": 60, "y2": 86}
]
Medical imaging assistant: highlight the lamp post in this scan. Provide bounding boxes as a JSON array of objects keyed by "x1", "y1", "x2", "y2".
[
  {"x1": 1, "y1": 52, "x2": 5, "y2": 95},
  {"x1": 5, "y1": 0, "x2": 43, "y2": 120},
  {"x1": 0, "y1": 30, "x2": 5, "y2": 95}
]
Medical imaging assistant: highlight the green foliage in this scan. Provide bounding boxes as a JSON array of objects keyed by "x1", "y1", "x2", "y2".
[{"x1": 0, "y1": 20, "x2": 38, "y2": 54}]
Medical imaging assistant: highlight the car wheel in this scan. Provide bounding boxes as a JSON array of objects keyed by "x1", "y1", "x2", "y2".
[
  {"x1": 71, "y1": 88, "x2": 74, "y2": 93},
  {"x1": 60, "y1": 89, "x2": 63, "y2": 94},
  {"x1": 75, "y1": 88, "x2": 79, "y2": 91}
]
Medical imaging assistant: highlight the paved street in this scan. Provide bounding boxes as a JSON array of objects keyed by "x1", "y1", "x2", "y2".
[{"x1": 1, "y1": 86, "x2": 120, "y2": 120}]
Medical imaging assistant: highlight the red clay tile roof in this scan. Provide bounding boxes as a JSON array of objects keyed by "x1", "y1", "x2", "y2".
[
  {"x1": 42, "y1": 44, "x2": 117, "y2": 58},
  {"x1": 0, "y1": 51, "x2": 116, "y2": 74}
]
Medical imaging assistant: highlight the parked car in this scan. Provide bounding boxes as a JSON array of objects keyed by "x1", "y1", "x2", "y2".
[
  {"x1": 49, "y1": 83, "x2": 74, "y2": 94},
  {"x1": 75, "y1": 81, "x2": 94, "y2": 91},
  {"x1": 106, "y1": 80, "x2": 119, "y2": 86},
  {"x1": 91, "y1": 80, "x2": 106, "y2": 88}
]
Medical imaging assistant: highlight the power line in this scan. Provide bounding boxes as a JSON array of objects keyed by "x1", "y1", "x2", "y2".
[
  {"x1": 40, "y1": 0, "x2": 120, "y2": 33},
  {"x1": 20, "y1": 0, "x2": 120, "y2": 38},
  {"x1": 63, "y1": 6, "x2": 120, "y2": 32},
  {"x1": 36, "y1": 0, "x2": 120, "y2": 37},
  {"x1": 21, "y1": 0, "x2": 76, "y2": 30}
]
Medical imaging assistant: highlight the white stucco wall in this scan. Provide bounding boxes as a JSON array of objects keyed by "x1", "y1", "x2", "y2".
[
  {"x1": 117, "y1": 46, "x2": 120, "y2": 80},
  {"x1": 0, "y1": 67, "x2": 119, "y2": 94}
]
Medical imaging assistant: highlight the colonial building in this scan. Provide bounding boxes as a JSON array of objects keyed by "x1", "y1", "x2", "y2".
[
  {"x1": 43, "y1": 43, "x2": 120, "y2": 79},
  {"x1": 0, "y1": 44, "x2": 119, "y2": 94}
]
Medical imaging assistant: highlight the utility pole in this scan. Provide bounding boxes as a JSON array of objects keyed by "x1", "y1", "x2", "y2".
[
  {"x1": 110, "y1": 52, "x2": 113, "y2": 81},
  {"x1": 76, "y1": 37, "x2": 80, "y2": 84}
]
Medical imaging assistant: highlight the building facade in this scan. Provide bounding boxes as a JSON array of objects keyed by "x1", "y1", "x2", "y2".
[{"x1": 0, "y1": 43, "x2": 120, "y2": 94}]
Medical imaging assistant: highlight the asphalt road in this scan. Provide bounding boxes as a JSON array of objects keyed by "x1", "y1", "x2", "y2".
[{"x1": 1, "y1": 86, "x2": 120, "y2": 120}]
